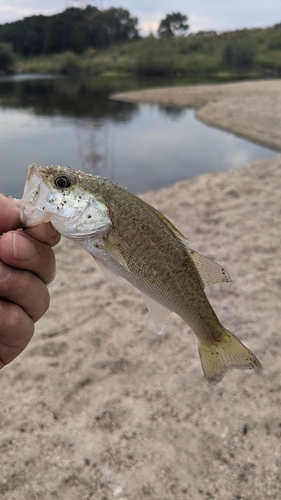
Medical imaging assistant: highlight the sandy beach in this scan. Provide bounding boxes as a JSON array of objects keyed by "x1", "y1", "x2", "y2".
[
  {"x1": 112, "y1": 80, "x2": 281, "y2": 151},
  {"x1": 1, "y1": 80, "x2": 281, "y2": 499}
]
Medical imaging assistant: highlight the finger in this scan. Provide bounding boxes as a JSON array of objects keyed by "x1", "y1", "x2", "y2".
[
  {"x1": 0, "y1": 231, "x2": 56, "y2": 285},
  {"x1": 0, "y1": 194, "x2": 61, "y2": 246},
  {"x1": 0, "y1": 261, "x2": 50, "y2": 322},
  {"x1": 24, "y1": 222, "x2": 61, "y2": 247},
  {"x1": 0, "y1": 300, "x2": 34, "y2": 367},
  {"x1": 0, "y1": 195, "x2": 21, "y2": 233}
]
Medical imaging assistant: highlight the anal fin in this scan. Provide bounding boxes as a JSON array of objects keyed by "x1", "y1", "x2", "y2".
[{"x1": 141, "y1": 293, "x2": 171, "y2": 334}]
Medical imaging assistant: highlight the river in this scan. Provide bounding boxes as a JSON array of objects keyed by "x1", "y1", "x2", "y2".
[{"x1": 0, "y1": 74, "x2": 277, "y2": 198}]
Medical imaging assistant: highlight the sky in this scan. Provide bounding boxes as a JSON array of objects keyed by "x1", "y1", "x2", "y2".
[{"x1": 0, "y1": 0, "x2": 280, "y2": 35}]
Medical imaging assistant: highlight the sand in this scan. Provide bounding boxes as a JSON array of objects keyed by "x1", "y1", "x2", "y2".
[
  {"x1": 1, "y1": 81, "x2": 281, "y2": 500},
  {"x1": 112, "y1": 80, "x2": 281, "y2": 151}
]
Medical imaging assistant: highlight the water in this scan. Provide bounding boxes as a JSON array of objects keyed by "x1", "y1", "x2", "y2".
[{"x1": 0, "y1": 74, "x2": 277, "y2": 198}]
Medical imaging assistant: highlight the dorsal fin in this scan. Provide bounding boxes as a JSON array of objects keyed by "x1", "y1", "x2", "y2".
[
  {"x1": 148, "y1": 205, "x2": 187, "y2": 242},
  {"x1": 187, "y1": 249, "x2": 231, "y2": 288}
]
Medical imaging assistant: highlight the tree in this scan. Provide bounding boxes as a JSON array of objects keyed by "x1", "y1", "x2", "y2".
[
  {"x1": 222, "y1": 39, "x2": 256, "y2": 69},
  {"x1": 0, "y1": 6, "x2": 139, "y2": 56},
  {"x1": 158, "y1": 12, "x2": 189, "y2": 38},
  {"x1": 0, "y1": 43, "x2": 15, "y2": 74},
  {"x1": 89, "y1": 8, "x2": 139, "y2": 49}
]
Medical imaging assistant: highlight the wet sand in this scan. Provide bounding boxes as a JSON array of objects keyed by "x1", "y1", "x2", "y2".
[{"x1": 1, "y1": 81, "x2": 281, "y2": 499}]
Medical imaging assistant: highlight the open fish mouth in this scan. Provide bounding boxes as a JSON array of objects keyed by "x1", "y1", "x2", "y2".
[
  {"x1": 20, "y1": 164, "x2": 112, "y2": 238},
  {"x1": 21, "y1": 180, "x2": 93, "y2": 235},
  {"x1": 22, "y1": 166, "x2": 43, "y2": 203},
  {"x1": 20, "y1": 170, "x2": 53, "y2": 226}
]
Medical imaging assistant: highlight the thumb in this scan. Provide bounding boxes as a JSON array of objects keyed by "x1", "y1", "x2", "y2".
[{"x1": 0, "y1": 195, "x2": 21, "y2": 234}]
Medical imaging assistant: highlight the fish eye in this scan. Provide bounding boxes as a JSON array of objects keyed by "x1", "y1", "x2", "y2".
[{"x1": 54, "y1": 175, "x2": 71, "y2": 189}]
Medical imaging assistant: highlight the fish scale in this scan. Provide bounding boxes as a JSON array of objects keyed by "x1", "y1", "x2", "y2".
[{"x1": 105, "y1": 190, "x2": 218, "y2": 330}]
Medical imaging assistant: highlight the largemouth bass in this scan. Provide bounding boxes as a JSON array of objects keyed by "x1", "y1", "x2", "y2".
[{"x1": 20, "y1": 164, "x2": 261, "y2": 384}]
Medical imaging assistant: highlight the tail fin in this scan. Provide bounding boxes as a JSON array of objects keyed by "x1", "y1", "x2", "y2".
[{"x1": 198, "y1": 329, "x2": 262, "y2": 385}]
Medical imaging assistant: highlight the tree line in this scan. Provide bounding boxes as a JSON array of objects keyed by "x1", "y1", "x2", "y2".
[
  {"x1": 0, "y1": 6, "x2": 139, "y2": 56},
  {"x1": 1, "y1": 8, "x2": 279, "y2": 77}
]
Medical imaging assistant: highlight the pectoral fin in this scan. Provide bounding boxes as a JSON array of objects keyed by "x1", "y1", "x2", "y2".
[
  {"x1": 95, "y1": 259, "x2": 122, "y2": 285},
  {"x1": 103, "y1": 238, "x2": 130, "y2": 271},
  {"x1": 141, "y1": 293, "x2": 171, "y2": 334},
  {"x1": 187, "y1": 248, "x2": 231, "y2": 288}
]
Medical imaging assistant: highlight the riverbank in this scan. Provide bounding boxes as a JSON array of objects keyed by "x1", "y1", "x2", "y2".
[
  {"x1": 1, "y1": 81, "x2": 281, "y2": 500},
  {"x1": 10, "y1": 22, "x2": 281, "y2": 78},
  {"x1": 112, "y1": 79, "x2": 281, "y2": 151}
]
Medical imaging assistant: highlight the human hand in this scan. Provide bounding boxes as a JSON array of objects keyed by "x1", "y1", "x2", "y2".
[{"x1": 0, "y1": 194, "x2": 61, "y2": 367}]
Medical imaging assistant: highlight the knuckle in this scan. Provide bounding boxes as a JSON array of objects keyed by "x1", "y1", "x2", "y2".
[
  {"x1": 0, "y1": 300, "x2": 23, "y2": 334},
  {"x1": 43, "y1": 251, "x2": 56, "y2": 285},
  {"x1": 32, "y1": 286, "x2": 50, "y2": 323},
  {"x1": 42, "y1": 288, "x2": 51, "y2": 316}
]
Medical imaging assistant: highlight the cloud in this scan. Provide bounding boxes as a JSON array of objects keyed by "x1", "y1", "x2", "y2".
[
  {"x1": 138, "y1": 12, "x2": 215, "y2": 36},
  {"x1": 0, "y1": 2, "x2": 59, "y2": 24},
  {"x1": 134, "y1": 11, "x2": 162, "y2": 35},
  {"x1": 1, "y1": 1, "x2": 280, "y2": 32},
  {"x1": 0, "y1": 4, "x2": 33, "y2": 23}
]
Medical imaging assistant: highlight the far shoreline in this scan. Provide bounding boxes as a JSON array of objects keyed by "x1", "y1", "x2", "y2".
[{"x1": 111, "y1": 79, "x2": 281, "y2": 152}]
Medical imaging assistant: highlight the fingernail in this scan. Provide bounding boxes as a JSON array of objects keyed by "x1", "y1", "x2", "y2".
[
  {"x1": 13, "y1": 232, "x2": 36, "y2": 261},
  {"x1": 0, "y1": 261, "x2": 9, "y2": 280}
]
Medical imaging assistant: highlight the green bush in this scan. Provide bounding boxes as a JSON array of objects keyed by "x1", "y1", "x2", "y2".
[
  {"x1": 83, "y1": 47, "x2": 97, "y2": 59},
  {"x1": 222, "y1": 39, "x2": 256, "y2": 69},
  {"x1": 176, "y1": 53, "x2": 219, "y2": 75},
  {"x1": 0, "y1": 43, "x2": 16, "y2": 74},
  {"x1": 268, "y1": 33, "x2": 281, "y2": 49},
  {"x1": 57, "y1": 52, "x2": 81, "y2": 75},
  {"x1": 256, "y1": 52, "x2": 281, "y2": 72},
  {"x1": 134, "y1": 38, "x2": 175, "y2": 76}
]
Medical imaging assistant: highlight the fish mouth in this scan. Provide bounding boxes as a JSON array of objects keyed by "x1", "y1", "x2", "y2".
[
  {"x1": 20, "y1": 164, "x2": 112, "y2": 237},
  {"x1": 22, "y1": 167, "x2": 44, "y2": 203},
  {"x1": 20, "y1": 164, "x2": 89, "y2": 231},
  {"x1": 20, "y1": 178, "x2": 86, "y2": 232},
  {"x1": 20, "y1": 169, "x2": 53, "y2": 226}
]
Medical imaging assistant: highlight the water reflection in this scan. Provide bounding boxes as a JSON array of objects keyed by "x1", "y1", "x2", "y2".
[
  {"x1": 0, "y1": 76, "x2": 139, "y2": 121},
  {"x1": 0, "y1": 75, "x2": 277, "y2": 198},
  {"x1": 158, "y1": 105, "x2": 186, "y2": 120}
]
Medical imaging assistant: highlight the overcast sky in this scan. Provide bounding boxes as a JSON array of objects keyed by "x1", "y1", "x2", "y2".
[{"x1": 0, "y1": 0, "x2": 280, "y2": 34}]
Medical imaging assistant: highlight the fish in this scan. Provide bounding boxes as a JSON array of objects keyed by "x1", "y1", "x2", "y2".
[{"x1": 20, "y1": 164, "x2": 262, "y2": 385}]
